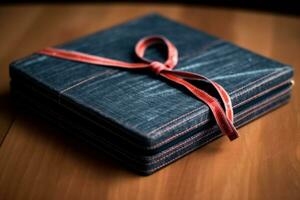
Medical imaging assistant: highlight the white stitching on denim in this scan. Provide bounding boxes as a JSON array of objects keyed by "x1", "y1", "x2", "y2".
[
  {"x1": 147, "y1": 96, "x2": 290, "y2": 172},
  {"x1": 57, "y1": 70, "x2": 117, "y2": 105},
  {"x1": 59, "y1": 70, "x2": 114, "y2": 94}
]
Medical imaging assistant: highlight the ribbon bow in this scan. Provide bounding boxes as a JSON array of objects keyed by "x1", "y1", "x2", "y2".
[{"x1": 38, "y1": 36, "x2": 238, "y2": 140}]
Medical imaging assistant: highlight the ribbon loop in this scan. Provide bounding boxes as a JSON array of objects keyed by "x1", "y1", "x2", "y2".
[
  {"x1": 135, "y1": 36, "x2": 178, "y2": 69},
  {"x1": 37, "y1": 35, "x2": 239, "y2": 141}
]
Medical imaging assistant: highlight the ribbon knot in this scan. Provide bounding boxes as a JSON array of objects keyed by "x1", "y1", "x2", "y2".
[
  {"x1": 149, "y1": 61, "x2": 168, "y2": 75},
  {"x1": 37, "y1": 35, "x2": 239, "y2": 141}
]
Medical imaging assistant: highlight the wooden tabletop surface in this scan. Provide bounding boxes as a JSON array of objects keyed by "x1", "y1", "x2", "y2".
[{"x1": 0, "y1": 4, "x2": 299, "y2": 200}]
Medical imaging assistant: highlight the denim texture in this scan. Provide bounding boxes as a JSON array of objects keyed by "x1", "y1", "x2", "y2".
[
  {"x1": 9, "y1": 14, "x2": 294, "y2": 174},
  {"x1": 11, "y1": 82, "x2": 291, "y2": 174}
]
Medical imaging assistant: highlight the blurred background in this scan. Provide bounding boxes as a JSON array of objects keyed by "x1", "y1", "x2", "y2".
[{"x1": 2, "y1": 0, "x2": 300, "y2": 15}]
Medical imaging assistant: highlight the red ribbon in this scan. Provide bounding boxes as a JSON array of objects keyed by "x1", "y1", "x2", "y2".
[{"x1": 37, "y1": 36, "x2": 238, "y2": 140}]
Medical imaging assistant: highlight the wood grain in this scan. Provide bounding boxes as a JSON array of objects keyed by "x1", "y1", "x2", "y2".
[{"x1": 0, "y1": 4, "x2": 299, "y2": 200}]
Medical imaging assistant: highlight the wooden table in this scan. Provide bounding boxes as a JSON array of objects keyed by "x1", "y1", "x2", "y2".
[{"x1": 0, "y1": 4, "x2": 299, "y2": 200}]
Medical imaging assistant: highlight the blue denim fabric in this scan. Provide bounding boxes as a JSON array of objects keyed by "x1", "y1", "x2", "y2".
[{"x1": 9, "y1": 14, "x2": 294, "y2": 174}]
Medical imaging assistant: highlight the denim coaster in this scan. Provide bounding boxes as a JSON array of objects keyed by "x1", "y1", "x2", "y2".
[{"x1": 9, "y1": 14, "x2": 294, "y2": 174}]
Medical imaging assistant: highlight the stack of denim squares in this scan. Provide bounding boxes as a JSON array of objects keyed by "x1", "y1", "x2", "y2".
[{"x1": 9, "y1": 14, "x2": 293, "y2": 175}]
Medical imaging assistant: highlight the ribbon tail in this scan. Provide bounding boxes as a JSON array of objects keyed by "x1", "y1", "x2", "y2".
[
  {"x1": 161, "y1": 72, "x2": 238, "y2": 140},
  {"x1": 170, "y1": 70, "x2": 234, "y2": 123}
]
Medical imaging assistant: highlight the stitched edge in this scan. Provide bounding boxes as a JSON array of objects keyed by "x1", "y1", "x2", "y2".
[
  {"x1": 146, "y1": 96, "x2": 290, "y2": 173},
  {"x1": 145, "y1": 88, "x2": 291, "y2": 162}
]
